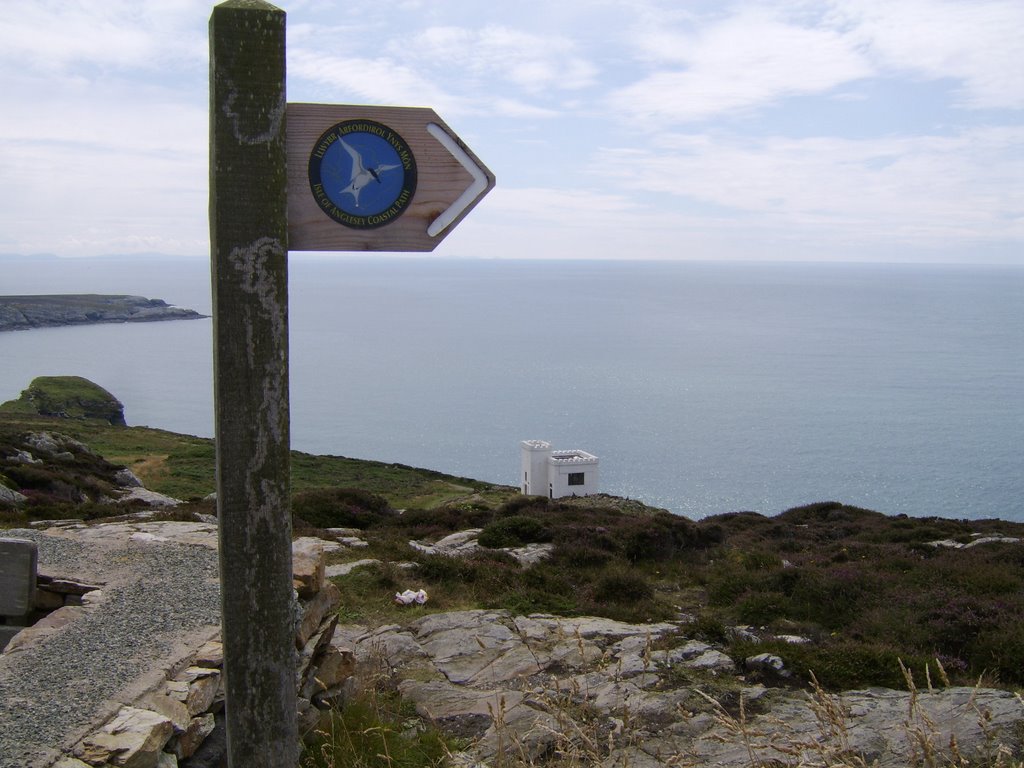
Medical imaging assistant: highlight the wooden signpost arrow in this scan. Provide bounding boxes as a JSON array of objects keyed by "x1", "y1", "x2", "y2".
[
  {"x1": 210, "y1": 2, "x2": 493, "y2": 766},
  {"x1": 287, "y1": 104, "x2": 494, "y2": 252}
]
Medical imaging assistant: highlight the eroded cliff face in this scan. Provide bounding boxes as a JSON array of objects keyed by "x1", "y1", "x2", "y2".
[{"x1": 0, "y1": 294, "x2": 206, "y2": 332}]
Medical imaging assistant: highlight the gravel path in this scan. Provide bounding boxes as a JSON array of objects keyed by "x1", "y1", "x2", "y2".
[{"x1": 0, "y1": 529, "x2": 221, "y2": 768}]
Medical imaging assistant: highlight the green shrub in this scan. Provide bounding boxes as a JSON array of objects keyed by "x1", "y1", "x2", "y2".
[
  {"x1": 969, "y1": 623, "x2": 1024, "y2": 684},
  {"x1": 943, "y1": 551, "x2": 1024, "y2": 595},
  {"x1": 292, "y1": 488, "x2": 393, "y2": 530},
  {"x1": 412, "y1": 555, "x2": 577, "y2": 616},
  {"x1": 922, "y1": 596, "x2": 1004, "y2": 657},
  {"x1": 517, "y1": 562, "x2": 573, "y2": 593},
  {"x1": 704, "y1": 560, "x2": 756, "y2": 606},
  {"x1": 496, "y1": 566, "x2": 578, "y2": 616},
  {"x1": 552, "y1": 542, "x2": 613, "y2": 568},
  {"x1": 413, "y1": 554, "x2": 481, "y2": 586},
  {"x1": 765, "y1": 565, "x2": 877, "y2": 630},
  {"x1": 740, "y1": 549, "x2": 781, "y2": 570},
  {"x1": 552, "y1": 522, "x2": 619, "y2": 553},
  {"x1": 477, "y1": 515, "x2": 552, "y2": 548},
  {"x1": 730, "y1": 639, "x2": 932, "y2": 690},
  {"x1": 593, "y1": 571, "x2": 654, "y2": 603},
  {"x1": 388, "y1": 505, "x2": 494, "y2": 539},
  {"x1": 681, "y1": 613, "x2": 731, "y2": 644},
  {"x1": 698, "y1": 511, "x2": 773, "y2": 537},
  {"x1": 620, "y1": 513, "x2": 705, "y2": 562},
  {"x1": 621, "y1": 523, "x2": 673, "y2": 562},
  {"x1": 496, "y1": 494, "x2": 549, "y2": 515},
  {"x1": 5, "y1": 465, "x2": 71, "y2": 492},
  {"x1": 736, "y1": 591, "x2": 789, "y2": 625}
]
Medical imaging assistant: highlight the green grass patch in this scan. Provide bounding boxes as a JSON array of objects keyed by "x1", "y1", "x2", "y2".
[
  {"x1": 0, "y1": 413, "x2": 515, "y2": 508},
  {"x1": 729, "y1": 638, "x2": 937, "y2": 691},
  {"x1": 0, "y1": 375, "x2": 125, "y2": 424},
  {"x1": 301, "y1": 677, "x2": 452, "y2": 768}
]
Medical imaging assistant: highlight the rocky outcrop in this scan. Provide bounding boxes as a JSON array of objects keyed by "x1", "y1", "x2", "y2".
[
  {"x1": 0, "y1": 295, "x2": 206, "y2": 333},
  {"x1": 0, "y1": 430, "x2": 176, "y2": 509},
  {"x1": 409, "y1": 528, "x2": 555, "y2": 566},
  {"x1": 0, "y1": 483, "x2": 27, "y2": 506},
  {"x1": 930, "y1": 533, "x2": 1022, "y2": 549},
  {"x1": 330, "y1": 609, "x2": 1024, "y2": 767}
]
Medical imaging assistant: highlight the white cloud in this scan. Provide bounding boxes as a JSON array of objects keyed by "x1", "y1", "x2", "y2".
[
  {"x1": 391, "y1": 24, "x2": 598, "y2": 94},
  {"x1": 290, "y1": 18, "x2": 598, "y2": 114},
  {"x1": 288, "y1": 28, "x2": 582, "y2": 118},
  {"x1": 288, "y1": 48, "x2": 462, "y2": 110},
  {"x1": 0, "y1": 0, "x2": 1020, "y2": 263},
  {"x1": 488, "y1": 99, "x2": 560, "y2": 119},
  {"x1": 0, "y1": 1, "x2": 207, "y2": 74},
  {"x1": 609, "y1": 6, "x2": 873, "y2": 123},
  {"x1": 837, "y1": 0, "x2": 1024, "y2": 110},
  {"x1": 593, "y1": 126, "x2": 1024, "y2": 246},
  {"x1": 0, "y1": 128, "x2": 208, "y2": 256},
  {"x1": 0, "y1": 67, "x2": 208, "y2": 257},
  {"x1": 0, "y1": 74, "x2": 206, "y2": 152},
  {"x1": 609, "y1": 0, "x2": 1024, "y2": 123},
  {"x1": 366, "y1": 22, "x2": 598, "y2": 104}
]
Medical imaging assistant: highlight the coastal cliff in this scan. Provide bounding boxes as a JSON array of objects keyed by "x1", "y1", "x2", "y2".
[{"x1": 0, "y1": 294, "x2": 206, "y2": 332}]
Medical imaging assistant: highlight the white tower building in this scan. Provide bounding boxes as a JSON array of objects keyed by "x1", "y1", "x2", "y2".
[
  {"x1": 520, "y1": 440, "x2": 599, "y2": 499},
  {"x1": 521, "y1": 440, "x2": 552, "y2": 496}
]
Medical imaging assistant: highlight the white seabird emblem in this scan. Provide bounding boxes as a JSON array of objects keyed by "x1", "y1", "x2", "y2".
[{"x1": 339, "y1": 137, "x2": 401, "y2": 208}]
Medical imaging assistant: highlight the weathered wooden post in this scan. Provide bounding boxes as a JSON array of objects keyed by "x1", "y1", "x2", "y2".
[
  {"x1": 209, "y1": 0, "x2": 493, "y2": 760},
  {"x1": 209, "y1": 2, "x2": 296, "y2": 766}
]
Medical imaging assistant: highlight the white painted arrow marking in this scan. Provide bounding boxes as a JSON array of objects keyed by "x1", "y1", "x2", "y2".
[{"x1": 426, "y1": 122, "x2": 490, "y2": 238}]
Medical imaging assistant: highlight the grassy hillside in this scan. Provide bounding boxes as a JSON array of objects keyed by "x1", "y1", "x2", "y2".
[
  {"x1": 2, "y1": 408, "x2": 1023, "y2": 695},
  {"x1": 0, "y1": 410, "x2": 515, "y2": 509}
]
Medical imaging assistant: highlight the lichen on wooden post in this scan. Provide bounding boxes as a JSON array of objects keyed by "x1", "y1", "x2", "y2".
[{"x1": 209, "y1": 1, "x2": 296, "y2": 766}]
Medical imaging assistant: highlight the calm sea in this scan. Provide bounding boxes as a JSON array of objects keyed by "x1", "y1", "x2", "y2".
[{"x1": 1, "y1": 256, "x2": 1021, "y2": 522}]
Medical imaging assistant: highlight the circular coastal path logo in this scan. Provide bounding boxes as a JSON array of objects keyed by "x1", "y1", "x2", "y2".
[{"x1": 308, "y1": 119, "x2": 418, "y2": 229}]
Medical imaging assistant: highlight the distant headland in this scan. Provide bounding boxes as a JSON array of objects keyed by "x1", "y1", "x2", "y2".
[{"x1": 0, "y1": 294, "x2": 207, "y2": 332}]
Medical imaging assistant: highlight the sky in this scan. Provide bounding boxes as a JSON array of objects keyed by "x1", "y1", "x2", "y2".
[{"x1": 1, "y1": 0, "x2": 1022, "y2": 264}]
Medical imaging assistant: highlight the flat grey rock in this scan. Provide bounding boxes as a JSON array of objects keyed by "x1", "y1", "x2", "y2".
[{"x1": 332, "y1": 609, "x2": 1024, "y2": 767}]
